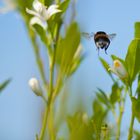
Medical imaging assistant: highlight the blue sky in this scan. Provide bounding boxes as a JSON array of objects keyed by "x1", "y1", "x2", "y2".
[{"x1": 0, "y1": 0, "x2": 140, "y2": 140}]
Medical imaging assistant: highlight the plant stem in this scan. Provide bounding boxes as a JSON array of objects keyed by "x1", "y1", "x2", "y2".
[
  {"x1": 39, "y1": 78, "x2": 54, "y2": 140},
  {"x1": 129, "y1": 85, "x2": 133, "y2": 97},
  {"x1": 49, "y1": 44, "x2": 57, "y2": 96},
  {"x1": 48, "y1": 102, "x2": 56, "y2": 140},
  {"x1": 127, "y1": 86, "x2": 135, "y2": 140},
  {"x1": 39, "y1": 19, "x2": 61, "y2": 139},
  {"x1": 116, "y1": 89, "x2": 127, "y2": 140},
  {"x1": 39, "y1": 43, "x2": 57, "y2": 140},
  {"x1": 128, "y1": 114, "x2": 135, "y2": 140},
  {"x1": 48, "y1": 44, "x2": 57, "y2": 140},
  {"x1": 116, "y1": 103, "x2": 123, "y2": 140},
  {"x1": 111, "y1": 107, "x2": 118, "y2": 123},
  {"x1": 39, "y1": 106, "x2": 50, "y2": 140},
  {"x1": 92, "y1": 119, "x2": 100, "y2": 140}
]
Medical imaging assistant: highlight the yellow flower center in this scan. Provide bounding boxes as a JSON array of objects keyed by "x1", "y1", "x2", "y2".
[{"x1": 114, "y1": 60, "x2": 121, "y2": 68}]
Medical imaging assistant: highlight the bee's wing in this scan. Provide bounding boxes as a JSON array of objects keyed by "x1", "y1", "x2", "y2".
[
  {"x1": 108, "y1": 33, "x2": 116, "y2": 41},
  {"x1": 82, "y1": 32, "x2": 94, "y2": 40}
]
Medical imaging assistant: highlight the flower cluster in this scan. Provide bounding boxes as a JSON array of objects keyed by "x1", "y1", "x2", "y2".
[{"x1": 26, "y1": 0, "x2": 61, "y2": 30}]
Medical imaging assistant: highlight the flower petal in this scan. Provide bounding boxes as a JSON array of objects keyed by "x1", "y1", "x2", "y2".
[
  {"x1": 41, "y1": 8, "x2": 49, "y2": 20},
  {"x1": 47, "y1": 4, "x2": 61, "y2": 19},
  {"x1": 109, "y1": 67, "x2": 117, "y2": 75},
  {"x1": 48, "y1": 4, "x2": 59, "y2": 10},
  {"x1": 116, "y1": 68, "x2": 127, "y2": 78},
  {"x1": 26, "y1": 8, "x2": 40, "y2": 17},
  {"x1": 33, "y1": 0, "x2": 44, "y2": 13},
  {"x1": 30, "y1": 16, "x2": 47, "y2": 30}
]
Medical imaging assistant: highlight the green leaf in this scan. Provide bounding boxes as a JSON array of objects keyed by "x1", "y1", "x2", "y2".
[
  {"x1": 39, "y1": 0, "x2": 44, "y2": 4},
  {"x1": 96, "y1": 88, "x2": 111, "y2": 108},
  {"x1": 110, "y1": 82, "x2": 122, "y2": 104},
  {"x1": 59, "y1": 0, "x2": 70, "y2": 12},
  {"x1": 131, "y1": 97, "x2": 140, "y2": 122},
  {"x1": 125, "y1": 39, "x2": 140, "y2": 85},
  {"x1": 134, "y1": 22, "x2": 140, "y2": 39},
  {"x1": 99, "y1": 57, "x2": 113, "y2": 79},
  {"x1": 67, "y1": 54, "x2": 85, "y2": 76},
  {"x1": 33, "y1": 24, "x2": 49, "y2": 45},
  {"x1": 56, "y1": 22, "x2": 81, "y2": 76},
  {"x1": 44, "y1": 0, "x2": 53, "y2": 6},
  {"x1": 136, "y1": 73, "x2": 140, "y2": 98},
  {"x1": 92, "y1": 100, "x2": 108, "y2": 139},
  {"x1": 92, "y1": 99, "x2": 108, "y2": 121},
  {"x1": 134, "y1": 130, "x2": 140, "y2": 140},
  {"x1": 111, "y1": 55, "x2": 119, "y2": 60},
  {"x1": 67, "y1": 112, "x2": 93, "y2": 140},
  {"x1": 17, "y1": 0, "x2": 32, "y2": 8},
  {"x1": 33, "y1": 24, "x2": 52, "y2": 56},
  {"x1": 58, "y1": 138, "x2": 65, "y2": 140},
  {"x1": 0, "y1": 79, "x2": 11, "y2": 93},
  {"x1": 48, "y1": 17, "x2": 62, "y2": 40},
  {"x1": 111, "y1": 55, "x2": 126, "y2": 66}
]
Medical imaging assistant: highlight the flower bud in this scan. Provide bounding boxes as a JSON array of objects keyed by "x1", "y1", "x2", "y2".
[
  {"x1": 28, "y1": 77, "x2": 42, "y2": 96},
  {"x1": 109, "y1": 60, "x2": 128, "y2": 79}
]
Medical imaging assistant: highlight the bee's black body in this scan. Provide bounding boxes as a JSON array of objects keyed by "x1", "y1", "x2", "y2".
[
  {"x1": 82, "y1": 31, "x2": 116, "y2": 54},
  {"x1": 94, "y1": 31, "x2": 110, "y2": 54}
]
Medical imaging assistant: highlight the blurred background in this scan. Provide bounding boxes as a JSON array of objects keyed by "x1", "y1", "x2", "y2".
[{"x1": 0, "y1": 0, "x2": 140, "y2": 140}]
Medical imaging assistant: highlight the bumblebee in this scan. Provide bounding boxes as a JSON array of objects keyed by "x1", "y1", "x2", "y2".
[{"x1": 82, "y1": 31, "x2": 116, "y2": 54}]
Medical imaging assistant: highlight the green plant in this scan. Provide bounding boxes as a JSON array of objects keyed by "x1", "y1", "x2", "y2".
[{"x1": 1, "y1": 0, "x2": 140, "y2": 140}]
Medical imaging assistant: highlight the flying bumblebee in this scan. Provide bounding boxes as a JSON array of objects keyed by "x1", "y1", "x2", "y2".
[{"x1": 82, "y1": 31, "x2": 116, "y2": 54}]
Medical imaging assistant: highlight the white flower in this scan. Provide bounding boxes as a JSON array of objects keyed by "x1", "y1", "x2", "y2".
[
  {"x1": 26, "y1": 0, "x2": 61, "y2": 30},
  {"x1": 0, "y1": 0, "x2": 16, "y2": 13},
  {"x1": 109, "y1": 60, "x2": 128, "y2": 79},
  {"x1": 28, "y1": 77, "x2": 42, "y2": 96}
]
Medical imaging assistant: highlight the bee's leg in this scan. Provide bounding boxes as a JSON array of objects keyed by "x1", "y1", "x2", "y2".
[
  {"x1": 105, "y1": 50, "x2": 108, "y2": 54},
  {"x1": 105, "y1": 46, "x2": 108, "y2": 55},
  {"x1": 96, "y1": 47, "x2": 100, "y2": 56}
]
